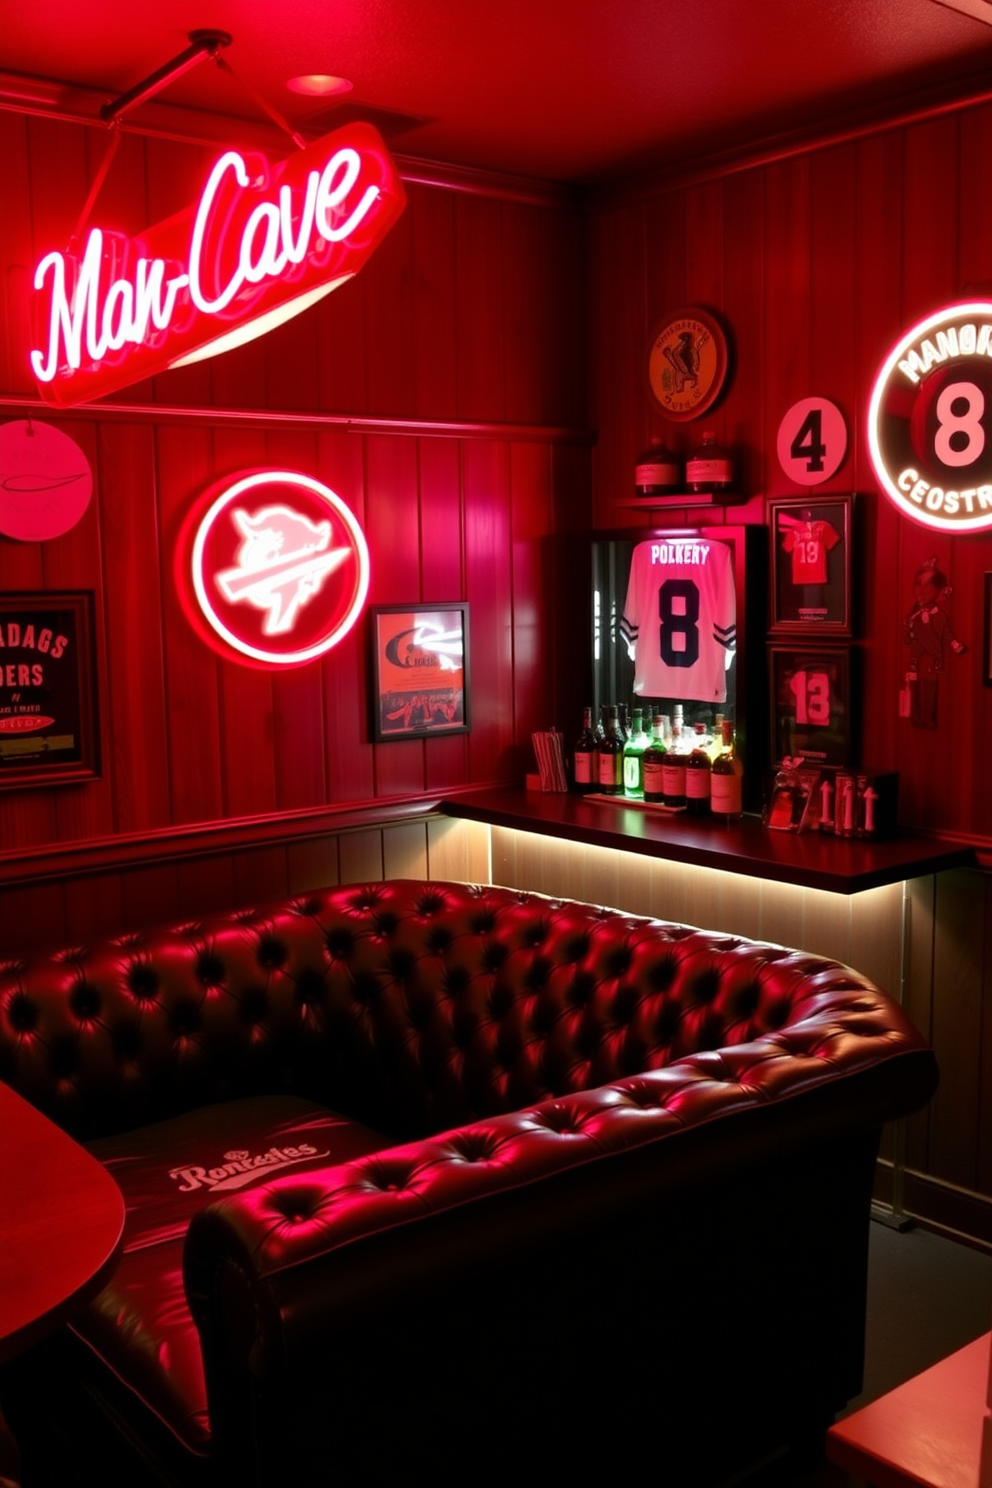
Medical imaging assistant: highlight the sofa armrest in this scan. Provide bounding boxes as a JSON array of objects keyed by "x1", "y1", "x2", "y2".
[{"x1": 184, "y1": 986, "x2": 936, "y2": 1479}]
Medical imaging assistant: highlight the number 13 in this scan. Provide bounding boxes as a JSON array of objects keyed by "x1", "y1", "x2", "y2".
[{"x1": 789, "y1": 668, "x2": 831, "y2": 726}]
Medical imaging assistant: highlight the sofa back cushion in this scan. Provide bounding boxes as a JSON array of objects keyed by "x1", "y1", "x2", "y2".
[{"x1": 0, "y1": 879, "x2": 869, "y2": 1141}]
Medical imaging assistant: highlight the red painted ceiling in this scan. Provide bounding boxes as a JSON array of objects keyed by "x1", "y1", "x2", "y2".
[{"x1": 2, "y1": 0, "x2": 992, "y2": 183}]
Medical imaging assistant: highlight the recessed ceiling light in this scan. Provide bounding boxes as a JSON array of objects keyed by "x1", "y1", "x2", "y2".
[{"x1": 286, "y1": 74, "x2": 353, "y2": 98}]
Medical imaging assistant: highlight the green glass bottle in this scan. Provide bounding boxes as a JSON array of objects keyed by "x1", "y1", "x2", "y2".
[
  {"x1": 642, "y1": 715, "x2": 667, "y2": 803},
  {"x1": 622, "y1": 707, "x2": 650, "y2": 798}
]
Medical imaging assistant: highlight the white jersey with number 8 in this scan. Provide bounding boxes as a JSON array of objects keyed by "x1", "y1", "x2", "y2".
[{"x1": 621, "y1": 538, "x2": 736, "y2": 703}]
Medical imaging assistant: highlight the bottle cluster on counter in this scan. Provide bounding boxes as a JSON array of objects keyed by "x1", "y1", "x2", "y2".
[{"x1": 574, "y1": 703, "x2": 743, "y2": 822}]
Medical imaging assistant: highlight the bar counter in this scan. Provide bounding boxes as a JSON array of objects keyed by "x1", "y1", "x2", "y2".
[{"x1": 441, "y1": 787, "x2": 975, "y2": 896}]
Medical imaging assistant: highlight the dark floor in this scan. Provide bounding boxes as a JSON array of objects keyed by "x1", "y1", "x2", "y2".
[
  {"x1": 5, "y1": 1214, "x2": 991, "y2": 1486},
  {"x1": 723, "y1": 1215, "x2": 992, "y2": 1487}
]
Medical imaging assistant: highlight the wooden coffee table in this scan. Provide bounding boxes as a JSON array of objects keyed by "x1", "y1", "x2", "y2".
[
  {"x1": 0, "y1": 1081, "x2": 125, "y2": 1363},
  {"x1": 826, "y1": 1330, "x2": 992, "y2": 1488}
]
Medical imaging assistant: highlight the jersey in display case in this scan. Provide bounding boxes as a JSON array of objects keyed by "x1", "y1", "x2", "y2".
[
  {"x1": 591, "y1": 524, "x2": 765, "y2": 808},
  {"x1": 620, "y1": 534, "x2": 736, "y2": 703}
]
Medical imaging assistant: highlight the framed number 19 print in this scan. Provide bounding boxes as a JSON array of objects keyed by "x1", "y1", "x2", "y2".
[{"x1": 769, "y1": 494, "x2": 853, "y2": 635}]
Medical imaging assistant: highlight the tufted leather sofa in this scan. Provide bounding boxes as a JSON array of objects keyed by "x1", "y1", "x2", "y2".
[{"x1": 0, "y1": 878, "x2": 937, "y2": 1487}]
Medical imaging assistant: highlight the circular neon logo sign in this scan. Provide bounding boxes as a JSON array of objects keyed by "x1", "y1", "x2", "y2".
[
  {"x1": 868, "y1": 302, "x2": 992, "y2": 532},
  {"x1": 186, "y1": 470, "x2": 369, "y2": 666}
]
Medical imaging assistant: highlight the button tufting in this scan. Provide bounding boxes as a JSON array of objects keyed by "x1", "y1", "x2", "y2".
[
  {"x1": 127, "y1": 963, "x2": 160, "y2": 1002},
  {"x1": 295, "y1": 968, "x2": 326, "y2": 1007},
  {"x1": 69, "y1": 982, "x2": 101, "y2": 1021},
  {"x1": 326, "y1": 927, "x2": 355, "y2": 960},
  {"x1": 256, "y1": 936, "x2": 287, "y2": 972},
  {"x1": 5, "y1": 991, "x2": 38, "y2": 1032},
  {"x1": 196, "y1": 951, "x2": 226, "y2": 987}
]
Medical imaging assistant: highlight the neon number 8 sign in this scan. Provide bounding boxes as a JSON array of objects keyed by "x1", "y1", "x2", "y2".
[
  {"x1": 868, "y1": 302, "x2": 992, "y2": 532},
  {"x1": 934, "y1": 381, "x2": 985, "y2": 467}
]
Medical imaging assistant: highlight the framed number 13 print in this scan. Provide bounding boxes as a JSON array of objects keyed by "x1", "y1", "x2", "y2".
[{"x1": 770, "y1": 645, "x2": 853, "y2": 767}]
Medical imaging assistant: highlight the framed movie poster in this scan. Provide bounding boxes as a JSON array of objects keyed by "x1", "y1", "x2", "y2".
[
  {"x1": 0, "y1": 590, "x2": 100, "y2": 788},
  {"x1": 769, "y1": 494, "x2": 853, "y2": 635},
  {"x1": 770, "y1": 645, "x2": 853, "y2": 768},
  {"x1": 370, "y1": 603, "x2": 469, "y2": 742}
]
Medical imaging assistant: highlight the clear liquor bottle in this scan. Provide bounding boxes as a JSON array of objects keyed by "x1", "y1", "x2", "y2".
[
  {"x1": 634, "y1": 439, "x2": 681, "y2": 498},
  {"x1": 686, "y1": 430, "x2": 734, "y2": 496},
  {"x1": 596, "y1": 706, "x2": 624, "y2": 796},
  {"x1": 710, "y1": 718, "x2": 744, "y2": 822},
  {"x1": 685, "y1": 723, "x2": 712, "y2": 817},
  {"x1": 661, "y1": 717, "x2": 687, "y2": 809},
  {"x1": 573, "y1": 706, "x2": 597, "y2": 794}
]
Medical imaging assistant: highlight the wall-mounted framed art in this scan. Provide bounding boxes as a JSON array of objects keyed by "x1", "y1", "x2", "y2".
[
  {"x1": 370, "y1": 602, "x2": 470, "y2": 742},
  {"x1": 769, "y1": 493, "x2": 854, "y2": 636},
  {"x1": 769, "y1": 643, "x2": 854, "y2": 768},
  {"x1": 0, "y1": 590, "x2": 100, "y2": 789}
]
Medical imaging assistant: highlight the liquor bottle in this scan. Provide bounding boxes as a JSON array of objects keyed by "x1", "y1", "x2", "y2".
[
  {"x1": 685, "y1": 723, "x2": 712, "y2": 817},
  {"x1": 710, "y1": 718, "x2": 743, "y2": 822},
  {"x1": 623, "y1": 707, "x2": 650, "y2": 798},
  {"x1": 573, "y1": 706, "x2": 597, "y2": 794},
  {"x1": 661, "y1": 717, "x2": 687, "y2": 809},
  {"x1": 642, "y1": 715, "x2": 667, "y2": 803},
  {"x1": 616, "y1": 703, "x2": 629, "y2": 742},
  {"x1": 686, "y1": 430, "x2": 734, "y2": 496},
  {"x1": 596, "y1": 706, "x2": 624, "y2": 796},
  {"x1": 634, "y1": 439, "x2": 681, "y2": 498}
]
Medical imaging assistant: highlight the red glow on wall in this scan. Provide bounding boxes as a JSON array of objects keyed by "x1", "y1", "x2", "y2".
[
  {"x1": 179, "y1": 470, "x2": 370, "y2": 667},
  {"x1": 31, "y1": 122, "x2": 406, "y2": 408}
]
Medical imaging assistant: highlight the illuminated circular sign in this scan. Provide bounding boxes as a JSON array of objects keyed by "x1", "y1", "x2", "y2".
[
  {"x1": 185, "y1": 470, "x2": 369, "y2": 666},
  {"x1": 868, "y1": 302, "x2": 992, "y2": 532}
]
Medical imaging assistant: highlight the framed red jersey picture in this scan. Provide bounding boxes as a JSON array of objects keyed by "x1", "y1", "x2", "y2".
[{"x1": 769, "y1": 494, "x2": 854, "y2": 636}]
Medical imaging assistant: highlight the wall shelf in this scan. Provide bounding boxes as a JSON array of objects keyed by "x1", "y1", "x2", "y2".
[
  {"x1": 440, "y1": 787, "x2": 975, "y2": 895},
  {"x1": 613, "y1": 493, "x2": 743, "y2": 509}
]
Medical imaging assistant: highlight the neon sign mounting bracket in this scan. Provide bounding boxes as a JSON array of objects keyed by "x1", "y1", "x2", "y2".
[{"x1": 99, "y1": 30, "x2": 233, "y2": 125}]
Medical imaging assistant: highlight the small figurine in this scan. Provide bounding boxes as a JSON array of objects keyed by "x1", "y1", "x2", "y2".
[{"x1": 902, "y1": 556, "x2": 966, "y2": 729}]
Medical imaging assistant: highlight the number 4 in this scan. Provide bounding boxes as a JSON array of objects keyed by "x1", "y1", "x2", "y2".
[{"x1": 790, "y1": 408, "x2": 826, "y2": 473}]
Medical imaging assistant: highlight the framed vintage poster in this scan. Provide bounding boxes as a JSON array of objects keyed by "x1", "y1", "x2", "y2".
[
  {"x1": 769, "y1": 494, "x2": 853, "y2": 635},
  {"x1": 0, "y1": 590, "x2": 100, "y2": 788},
  {"x1": 370, "y1": 603, "x2": 469, "y2": 742},
  {"x1": 770, "y1": 644, "x2": 853, "y2": 768}
]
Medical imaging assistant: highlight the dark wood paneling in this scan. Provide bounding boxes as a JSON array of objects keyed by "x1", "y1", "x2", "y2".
[
  {"x1": 455, "y1": 194, "x2": 506, "y2": 423},
  {"x1": 156, "y1": 423, "x2": 226, "y2": 826}
]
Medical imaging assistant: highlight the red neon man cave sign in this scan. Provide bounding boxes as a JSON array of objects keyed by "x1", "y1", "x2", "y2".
[
  {"x1": 30, "y1": 122, "x2": 406, "y2": 407},
  {"x1": 181, "y1": 471, "x2": 370, "y2": 667}
]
